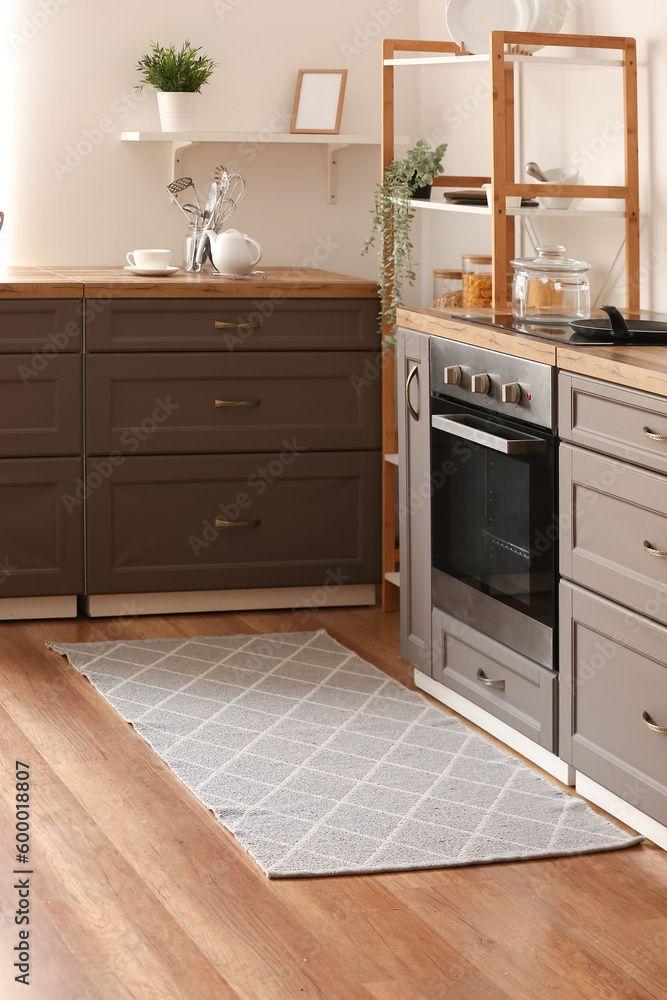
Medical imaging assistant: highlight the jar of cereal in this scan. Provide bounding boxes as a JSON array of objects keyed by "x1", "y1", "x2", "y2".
[{"x1": 433, "y1": 269, "x2": 463, "y2": 310}]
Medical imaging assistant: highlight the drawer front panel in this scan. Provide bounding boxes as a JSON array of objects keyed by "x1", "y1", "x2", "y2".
[
  {"x1": 559, "y1": 582, "x2": 667, "y2": 825},
  {"x1": 86, "y1": 452, "x2": 381, "y2": 594},
  {"x1": 86, "y1": 298, "x2": 380, "y2": 352},
  {"x1": 0, "y1": 458, "x2": 84, "y2": 596},
  {"x1": 0, "y1": 299, "x2": 82, "y2": 352},
  {"x1": 432, "y1": 607, "x2": 557, "y2": 750},
  {"x1": 559, "y1": 372, "x2": 667, "y2": 474},
  {"x1": 560, "y1": 444, "x2": 667, "y2": 624},
  {"x1": 0, "y1": 355, "x2": 82, "y2": 456},
  {"x1": 85, "y1": 352, "x2": 381, "y2": 454}
]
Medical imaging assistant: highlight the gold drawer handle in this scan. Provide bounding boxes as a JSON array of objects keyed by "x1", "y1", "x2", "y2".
[
  {"x1": 476, "y1": 668, "x2": 505, "y2": 690},
  {"x1": 642, "y1": 426, "x2": 667, "y2": 442},
  {"x1": 406, "y1": 364, "x2": 419, "y2": 421},
  {"x1": 214, "y1": 320, "x2": 261, "y2": 330},
  {"x1": 643, "y1": 539, "x2": 667, "y2": 559},
  {"x1": 215, "y1": 399, "x2": 260, "y2": 408},
  {"x1": 642, "y1": 711, "x2": 667, "y2": 734},
  {"x1": 215, "y1": 518, "x2": 261, "y2": 528}
]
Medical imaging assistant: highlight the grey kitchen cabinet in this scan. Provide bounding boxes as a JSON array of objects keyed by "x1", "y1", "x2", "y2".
[
  {"x1": 396, "y1": 327, "x2": 432, "y2": 673},
  {"x1": 560, "y1": 443, "x2": 667, "y2": 626},
  {"x1": 559, "y1": 372, "x2": 667, "y2": 827},
  {"x1": 559, "y1": 581, "x2": 667, "y2": 826},
  {"x1": 432, "y1": 605, "x2": 557, "y2": 749},
  {"x1": 0, "y1": 300, "x2": 83, "y2": 611}
]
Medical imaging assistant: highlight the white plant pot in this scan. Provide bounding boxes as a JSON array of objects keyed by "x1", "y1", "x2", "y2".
[{"x1": 157, "y1": 91, "x2": 197, "y2": 132}]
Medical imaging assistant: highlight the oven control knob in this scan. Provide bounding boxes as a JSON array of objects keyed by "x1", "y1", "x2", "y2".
[
  {"x1": 443, "y1": 365, "x2": 462, "y2": 386},
  {"x1": 501, "y1": 381, "x2": 522, "y2": 404},
  {"x1": 471, "y1": 373, "x2": 491, "y2": 395}
]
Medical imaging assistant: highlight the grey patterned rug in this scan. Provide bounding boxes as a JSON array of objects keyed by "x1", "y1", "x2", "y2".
[{"x1": 46, "y1": 630, "x2": 642, "y2": 877}]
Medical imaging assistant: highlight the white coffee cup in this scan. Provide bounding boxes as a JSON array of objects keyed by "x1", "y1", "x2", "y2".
[{"x1": 126, "y1": 249, "x2": 171, "y2": 270}]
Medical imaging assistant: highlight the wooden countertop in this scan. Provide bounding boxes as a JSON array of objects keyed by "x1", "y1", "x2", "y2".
[
  {"x1": 398, "y1": 307, "x2": 667, "y2": 398},
  {"x1": 0, "y1": 267, "x2": 84, "y2": 298},
  {"x1": 36, "y1": 266, "x2": 378, "y2": 299}
]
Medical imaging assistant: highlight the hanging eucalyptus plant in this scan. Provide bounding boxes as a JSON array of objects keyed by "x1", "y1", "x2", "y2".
[{"x1": 363, "y1": 138, "x2": 447, "y2": 344}]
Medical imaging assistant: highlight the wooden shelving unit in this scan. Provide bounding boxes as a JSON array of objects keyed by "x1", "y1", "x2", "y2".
[{"x1": 380, "y1": 31, "x2": 640, "y2": 611}]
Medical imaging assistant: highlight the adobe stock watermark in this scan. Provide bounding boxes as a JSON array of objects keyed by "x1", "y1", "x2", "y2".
[
  {"x1": 188, "y1": 438, "x2": 306, "y2": 555},
  {"x1": 340, "y1": 1, "x2": 404, "y2": 63},
  {"x1": 61, "y1": 397, "x2": 180, "y2": 513},
  {"x1": 0, "y1": 557, "x2": 18, "y2": 584},
  {"x1": 51, "y1": 90, "x2": 149, "y2": 181},
  {"x1": 219, "y1": 235, "x2": 340, "y2": 351},
  {"x1": 9, "y1": 0, "x2": 73, "y2": 49},
  {"x1": 212, "y1": 0, "x2": 246, "y2": 19},
  {"x1": 221, "y1": 107, "x2": 293, "y2": 171},
  {"x1": 17, "y1": 294, "x2": 111, "y2": 385}
]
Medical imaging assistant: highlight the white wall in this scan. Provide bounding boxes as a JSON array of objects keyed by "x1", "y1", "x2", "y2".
[
  {"x1": 6, "y1": 0, "x2": 418, "y2": 276},
  {"x1": 6, "y1": 1, "x2": 665, "y2": 311}
]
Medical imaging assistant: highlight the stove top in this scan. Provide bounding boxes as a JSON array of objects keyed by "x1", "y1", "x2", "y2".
[{"x1": 455, "y1": 312, "x2": 667, "y2": 346}]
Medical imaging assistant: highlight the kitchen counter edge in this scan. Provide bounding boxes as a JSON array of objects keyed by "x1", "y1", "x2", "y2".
[
  {"x1": 0, "y1": 267, "x2": 379, "y2": 300},
  {"x1": 398, "y1": 307, "x2": 667, "y2": 398}
]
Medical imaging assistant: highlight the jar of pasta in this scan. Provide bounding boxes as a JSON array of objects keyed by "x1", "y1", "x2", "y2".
[
  {"x1": 433, "y1": 269, "x2": 463, "y2": 310},
  {"x1": 461, "y1": 254, "x2": 493, "y2": 309}
]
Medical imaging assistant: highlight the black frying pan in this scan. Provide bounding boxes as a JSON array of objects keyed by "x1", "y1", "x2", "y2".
[{"x1": 570, "y1": 305, "x2": 667, "y2": 342}]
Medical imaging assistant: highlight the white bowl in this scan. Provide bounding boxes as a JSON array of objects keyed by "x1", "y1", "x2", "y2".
[
  {"x1": 529, "y1": 166, "x2": 580, "y2": 210},
  {"x1": 481, "y1": 184, "x2": 522, "y2": 209}
]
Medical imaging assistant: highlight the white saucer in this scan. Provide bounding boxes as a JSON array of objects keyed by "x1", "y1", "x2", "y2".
[{"x1": 123, "y1": 265, "x2": 180, "y2": 277}]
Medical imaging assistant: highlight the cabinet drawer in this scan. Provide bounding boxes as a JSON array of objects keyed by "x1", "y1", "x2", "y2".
[
  {"x1": 559, "y1": 582, "x2": 667, "y2": 826},
  {"x1": 432, "y1": 607, "x2": 557, "y2": 750},
  {"x1": 0, "y1": 355, "x2": 81, "y2": 456},
  {"x1": 0, "y1": 299, "x2": 81, "y2": 352},
  {"x1": 86, "y1": 298, "x2": 379, "y2": 352},
  {"x1": 85, "y1": 352, "x2": 381, "y2": 455},
  {"x1": 559, "y1": 373, "x2": 667, "y2": 475},
  {"x1": 86, "y1": 451, "x2": 381, "y2": 594},
  {"x1": 0, "y1": 457, "x2": 83, "y2": 597},
  {"x1": 560, "y1": 444, "x2": 667, "y2": 624}
]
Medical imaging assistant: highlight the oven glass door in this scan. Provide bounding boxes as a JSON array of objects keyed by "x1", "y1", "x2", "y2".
[{"x1": 431, "y1": 398, "x2": 556, "y2": 628}]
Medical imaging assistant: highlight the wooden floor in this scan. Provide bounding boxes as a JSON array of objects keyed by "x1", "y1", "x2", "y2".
[{"x1": 1, "y1": 603, "x2": 666, "y2": 1000}]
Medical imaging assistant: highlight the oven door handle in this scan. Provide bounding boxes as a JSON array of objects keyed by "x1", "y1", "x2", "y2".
[{"x1": 431, "y1": 414, "x2": 546, "y2": 455}]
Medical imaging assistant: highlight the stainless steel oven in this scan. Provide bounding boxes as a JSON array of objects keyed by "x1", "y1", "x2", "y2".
[{"x1": 430, "y1": 338, "x2": 557, "y2": 670}]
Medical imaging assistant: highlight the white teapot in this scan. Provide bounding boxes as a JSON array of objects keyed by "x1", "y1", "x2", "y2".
[{"x1": 208, "y1": 228, "x2": 262, "y2": 275}]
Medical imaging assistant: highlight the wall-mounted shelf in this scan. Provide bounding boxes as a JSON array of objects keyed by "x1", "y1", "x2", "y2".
[
  {"x1": 120, "y1": 131, "x2": 392, "y2": 202},
  {"x1": 409, "y1": 198, "x2": 627, "y2": 218},
  {"x1": 385, "y1": 53, "x2": 624, "y2": 68}
]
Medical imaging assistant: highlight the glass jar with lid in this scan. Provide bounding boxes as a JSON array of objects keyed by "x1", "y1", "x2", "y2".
[
  {"x1": 511, "y1": 244, "x2": 591, "y2": 324},
  {"x1": 461, "y1": 254, "x2": 493, "y2": 309},
  {"x1": 433, "y1": 269, "x2": 463, "y2": 309}
]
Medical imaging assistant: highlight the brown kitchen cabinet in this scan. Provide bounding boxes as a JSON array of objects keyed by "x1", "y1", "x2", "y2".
[
  {"x1": 0, "y1": 298, "x2": 83, "y2": 616},
  {"x1": 84, "y1": 294, "x2": 381, "y2": 614},
  {"x1": 85, "y1": 452, "x2": 380, "y2": 595}
]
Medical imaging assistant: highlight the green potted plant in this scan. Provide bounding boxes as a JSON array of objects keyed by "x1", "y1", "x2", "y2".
[
  {"x1": 363, "y1": 138, "x2": 447, "y2": 343},
  {"x1": 136, "y1": 40, "x2": 217, "y2": 132}
]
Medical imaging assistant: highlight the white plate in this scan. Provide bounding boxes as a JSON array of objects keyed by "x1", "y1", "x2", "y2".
[
  {"x1": 123, "y1": 265, "x2": 180, "y2": 277},
  {"x1": 516, "y1": 0, "x2": 563, "y2": 53},
  {"x1": 445, "y1": 0, "x2": 534, "y2": 55}
]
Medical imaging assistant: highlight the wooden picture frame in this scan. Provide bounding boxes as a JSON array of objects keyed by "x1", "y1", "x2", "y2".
[{"x1": 290, "y1": 69, "x2": 347, "y2": 134}]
